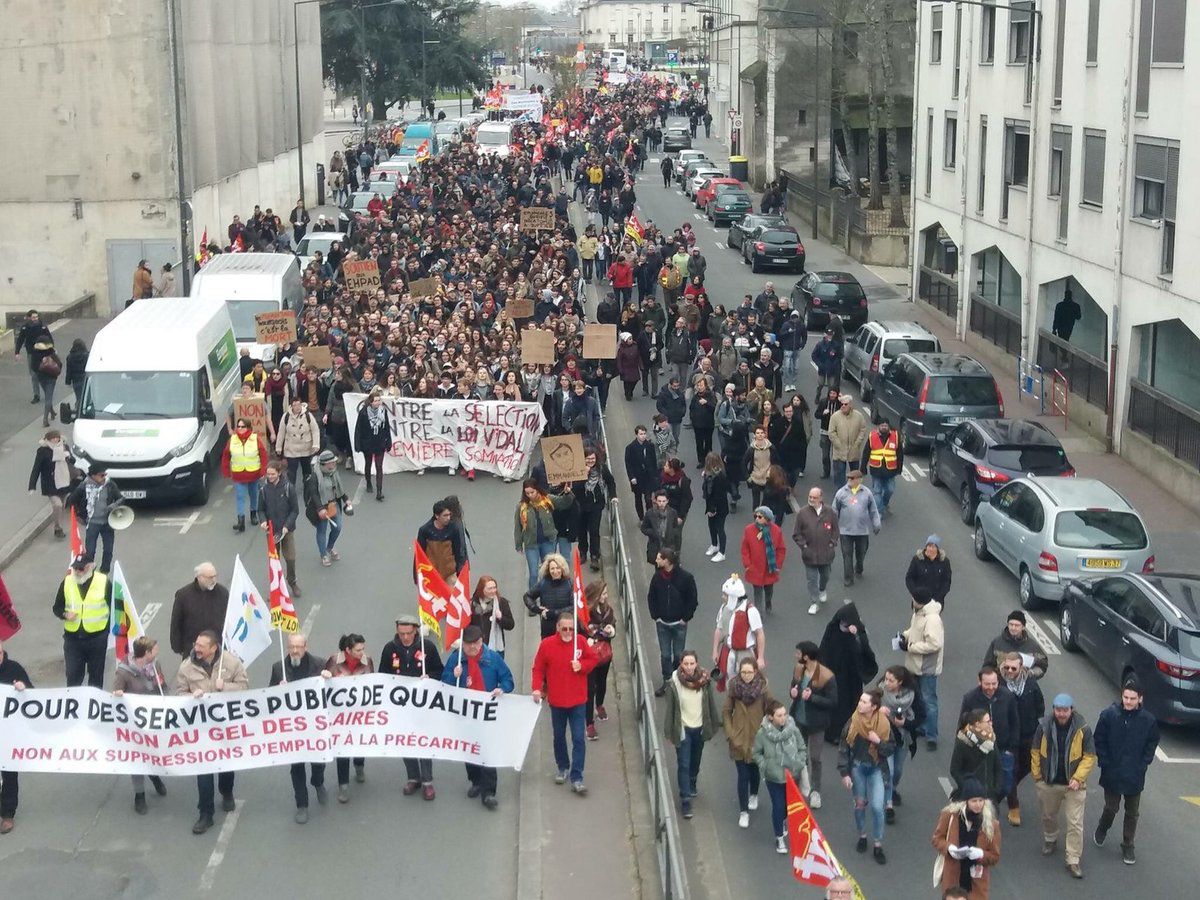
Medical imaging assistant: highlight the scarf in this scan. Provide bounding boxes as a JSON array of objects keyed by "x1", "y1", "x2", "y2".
[
  {"x1": 846, "y1": 707, "x2": 892, "y2": 763},
  {"x1": 465, "y1": 651, "x2": 486, "y2": 692},
  {"x1": 365, "y1": 402, "x2": 386, "y2": 431},
  {"x1": 729, "y1": 671, "x2": 766, "y2": 705},
  {"x1": 881, "y1": 684, "x2": 916, "y2": 727},
  {"x1": 1005, "y1": 671, "x2": 1029, "y2": 697},
  {"x1": 519, "y1": 494, "x2": 552, "y2": 529},
  {"x1": 659, "y1": 466, "x2": 682, "y2": 487},
  {"x1": 676, "y1": 665, "x2": 710, "y2": 691},
  {"x1": 48, "y1": 441, "x2": 71, "y2": 490},
  {"x1": 958, "y1": 721, "x2": 996, "y2": 754},
  {"x1": 755, "y1": 521, "x2": 777, "y2": 573},
  {"x1": 84, "y1": 478, "x2": 103, "y2": 520}
]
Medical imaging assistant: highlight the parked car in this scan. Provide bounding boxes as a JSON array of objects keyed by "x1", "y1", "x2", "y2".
[
  {"x1": 870, "y1": 353, "x2": 1004, "y2": 451},
  {"x1": 792, "y1": 271, "x2": 869, "y2": 333},
  {"x1": 673, "y1": 149, "x2": 710, "y2": 181},
  {"x1": 727, "y1": 214, "x2": 789, "y2": 251},
  {"x1": 685, "y1": 163, "x2": 724, "y2": 198},
  {"x1": 843, "y1": 320, "x2": 942, "y2": 402},
  {"x1": 929, "y1": 419, "x2": 1074, "y2": 523},
  {"x1": 695, "y1": 177, "x2": 744, "y2": 210},
  {"x1": 741, "y1": 227, "x2": 805, "y2": 273},
  {"x1": 707, "y1": 189, "x2": 754, "y2": 226},
  {"x1": 1061, "y1": 572, "x2": 1200, "y2": 724},
  {"x1": 663, "y1": 126, "x2": 692, "y2": 152},
  {"x1": 974, "y1": 475, "x2": 1155, "y2": 610}
]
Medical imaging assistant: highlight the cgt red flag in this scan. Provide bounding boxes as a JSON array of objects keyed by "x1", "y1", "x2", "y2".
[
  {"x1": 266, "y1": 522, "x2": 299, "y2": 633},
  {"x1": 443, "y1": 561, "x2": 473, "y2": 651},
  {"x1": 413, "y1": 540, "x2": 450, "y2": 641},
  {"x1": 571, "y1": 547, "x2": 590, "y2": 631},
  {"x1": 786, "y1": 770, "x2": 841, "y2": 888},
  {"x1": 0, "y1": 572, "x2": 21, "y2": 641}
]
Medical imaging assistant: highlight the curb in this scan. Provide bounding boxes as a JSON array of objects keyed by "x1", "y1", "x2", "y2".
[{"x1": 0, "y1": 504, "x2": 54, "y2": 570}]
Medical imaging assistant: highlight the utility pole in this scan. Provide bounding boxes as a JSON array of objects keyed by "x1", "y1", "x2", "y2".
[{"x1": 165, "y1": 0, "x2": 191, "y2": 293}]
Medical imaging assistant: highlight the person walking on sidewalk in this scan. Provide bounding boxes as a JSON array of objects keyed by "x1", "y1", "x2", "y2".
[
  {"x1": 753, "y1": 699, "x2": 808, "y2": 853},
  {"x1": 28, "y1": 428, "x2": 75, "y2": 540},
  {"x1": 13, "y1": 309, "x2": 52, "y2": 405},
  {"x1": 325, "y1": 633, "x2": 374, "y2": 802},
  {"x1": 663, "y1": 649, "x2": 720, "y2": 819},
  {"x1": 268, "y1": 633, "x2": 332, "y2": 824},
  {"x1": 1030, "y1": 694, "x2": 1097, "y2": 879},
  {"x1": 1092, "y1": 680, "x2": 1159, "y2": 866},
  {"x1": 648, "y1": 548, "x2": 699, "y2": 697},
  {"x1": 832, "y1": 470, "x2": 880, "y2": 587},
  {"x1": 741, "y1": 506, "x2": 786, "y2": 612},
  {"x1": 444, "y1": 625, "x2": 515, "y2": 810},
  {"x1": 793, "y1": 485, "x2": 839, "y2": 616},
  {"x1": 724, "y1": 657, "x2": 775, "y2": 830},
  {"x1": 660, "y1": 155, "x2": 674, "y2": 188},
  {"x1": 531, "y1": 610, "x2": 600, "y2": 795},
  {"x1": 258, "y1": 462, "x2": 302, "y2": 597},
  {"x1": 788, "y1": 641, "x2": 837, "y2": 809}
]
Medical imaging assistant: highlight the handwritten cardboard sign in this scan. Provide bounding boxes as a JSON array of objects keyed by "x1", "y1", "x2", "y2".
[
  {"x1": 253, "y1": 310, "x2": 297, "y2": 345},
  {"x1": 520, "y1": 328, "x2": 555, "y2": 366},
  {"x1": 520, "y1": 207, "x2": 555, "y2": 232},
  {"x1": 299, "y1": 345, "x2": 334, "y2": 371},
  {"x1": 233, "y1": 393, "x2": 271, "y2": 444},
  {"x1": 409, "y1": 277, "x2": 438, "y2": 298},
  {"x1": 507, "y1": 297, "x2": 534, "y2": 319},
  {"x1": 343, "y1": 259, "x2": 382, "y2": 294},
  {"x1": 540, "y1": 434, "x2": 588, "y2": 484},
  {"x1": 583, "y1": 323, "x2": 618, "y2": 359}
]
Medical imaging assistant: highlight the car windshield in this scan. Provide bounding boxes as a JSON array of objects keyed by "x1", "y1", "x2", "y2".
[
  {"x1": 882, "y1": 338, "x2": 938, "y2": 359},
  {"x1": 81, "y1": 371, "x2": 197, "y2": 420},
  {"x1": 295, "y1": 236, "x2": 337, "y2": 256},
  {"x1": 1053, "y1": 510, "x2": 1148, "y2": 550},
  {"x1": 226, "y1": 299, "x2": 282, "y2": 342},
  {"x1": 351, "y1": 194, "x2": 374, "y2": 209},
  {"x1": 926, "y1": 376, "x2": 997, "y2": 406},
  {"x1": 760, "y1": 230, "x2": 798, "y2": 242},
  {"x1": 719, "y1": 193, "x2": 751, "y2": 206},
  {"x1": 987, "y1": 445, "x2": 1069, "y2": 472},
  {"x1": 434, "y1": 124, "x2": 458, "y2": 135}
]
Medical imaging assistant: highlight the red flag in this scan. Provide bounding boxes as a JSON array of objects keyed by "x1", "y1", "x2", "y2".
[
  {"x1": 266, "y1": 522, "x2": 299, "y2": 633},
  {"x1": 0, "y1": 573, "x2": 21, "y2": 641},
  {"x1": 197, "y1": 228, "x2": 210, "y2": 266},
  {"x1": 532, "y1": 140, "x2": 544, "y2": 164},
  {"x1": 625, "y1": 212, "x2": 646, "y2": 245},
  {"x1": 571, "y1": 547, "x2": 590, "y2": 630},
  {"x1": 232, "y1": 233, "x2": 246, "y2": 253},
  {"x1": 786, "y1": 770, "x2": 842, "y2": 887},
  {"x1": 68, "y1": 505, "x2": 83, "y2": 566},
  {"x1": 443, "y1": 561, "x2": 473, "y2": 651},
  {"x1": 413, "y1": 540, "x2": 450, "y2": 640}
]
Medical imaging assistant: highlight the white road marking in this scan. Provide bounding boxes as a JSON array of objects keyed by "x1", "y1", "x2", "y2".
[
  {"x1": 351, "y1": 478, "x2": 368, "y2": 507},
  {"x1": 153, "y1": 511, "x2": 210, "y2": 535},
  {"x1": 1154, "y1": 746, "x2": 1200, "y2": 764},
  {"x1": 301, "y1": 603, "x2": 321, "y2": 637},
  {"x1": 139, "y1": 602, "x2": 162, "y2": 628},
  {"x1": 693, "y1": 212, "x2": 704, "y2": 220},
  {"x1": 1025, "y1": 616, "x2": 1062, "y2": 656},
  {"x1": 938, "y1": 776, "x2": 953, "y2": 798},
  {"x1": 713, "y1": 241, "x2": 726, "y2": 250},
  {"x1": 901, "y1": 467, "x2": 916, "y2": 483},
  {"x1": 908, "y1": 462, "x2": 928, "y2": 477},
  {"x1": 48, "y1": 318, "x2": 73, "y2": 333},
  {"x1": 198, "y1": 800, "x2": 244, "y2": 892},
  {"x1": 223, "y1": 483, "x2": 234, "y2": 493}
]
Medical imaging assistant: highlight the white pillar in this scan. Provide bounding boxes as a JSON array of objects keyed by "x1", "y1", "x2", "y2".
[{"x1": 765, "y1": 28, "x2": 777, "y2": 181}]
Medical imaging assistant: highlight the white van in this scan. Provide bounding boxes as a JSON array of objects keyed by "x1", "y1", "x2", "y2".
[
  {"x1": 189, "y1": 252, "x2": 303, "y2": 364},
  {"x1": 475, "y1": 121, "x2": 514, "y2": 157},
  {"x1": 65, "y1": 298, "x2": 240, "y2": 505}
]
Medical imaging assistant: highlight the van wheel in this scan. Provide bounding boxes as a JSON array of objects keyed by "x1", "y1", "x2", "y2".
[
  {"x1": 189, "y1": 462, "x2": 211, "y2": 506},
  {"x1": 1019, "y1": 567, "x2": 1043, "y2": 611},
  {"x1": 973, "y1": 521, "x2": 992, "y2": 561},
  {"x1": 1060, "y1": 603, "x2": 1080, "y2": 652}
]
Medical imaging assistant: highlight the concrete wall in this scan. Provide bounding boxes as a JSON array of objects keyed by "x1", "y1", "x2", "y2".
[{"x1": 0, "y1": 0, "x2": 324, "y2": 314}]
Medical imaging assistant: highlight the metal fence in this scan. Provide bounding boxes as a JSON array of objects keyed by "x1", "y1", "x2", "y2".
[
  {"x1": 968, "y1": 295, "x2": 1023, "y2": 357},
  {"x1": 598, "y1": 414, "x2": 690, "y2": 900},
  {"x1": 1128, "y1": 380, "x2": 1200, "y2": 470},
  {"x1": 918, "y1": 267, "x2": 958, "y2": 318},
  {"x1": 1035, "y1": 329, "x2": 1109, "y2": 411}
]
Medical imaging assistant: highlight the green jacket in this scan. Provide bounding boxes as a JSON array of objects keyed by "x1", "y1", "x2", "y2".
[
  {"x1": 663, "y1": 672, "x2": 721, "y2": 746},
  {"x1": 752, "y1": 716, "x2": 808, "y2": 784},
  {"x1": 513, "y1": 493, "x2": 574, "y2": 551}
]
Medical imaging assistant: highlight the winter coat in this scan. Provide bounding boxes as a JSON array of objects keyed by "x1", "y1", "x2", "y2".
[
  {"x1": 417, "y1": 518, "x2": 468, "y2": 583},
  {"x1": 624, "y1": 438, "x2": 659, "y2": 491},
  {"x1": 931, "y1": 804, "x2": 1002, "y2": 899},
  {"x1": 572, "y1": 465, "x2": 617, "y2": 512},
  {"x1": 778, "y1": 316, "x2": 807, "y2": 352},
  {"x1": 789, "y1": 664, "x2": 838, "y2": 732},
  {"x1": 832, "y1": 483, "x2": 880, "y2": 536},
  {"x1": 640, "y1": 506, "x2": 684, "y2": 562},
  {"x1": 689, "y1": 390, "x2": 717, "y2": 429},
  {"x1": 982, "y1": 627, "x2": 1048, "y2": 680},
  {"x1": 29, "y1": 441, "x2": 76, "y2": 497},
  {"x1": 616, "y1": 342, "x2": 642, "y2": 381},
  {"x1": 469, "y1": 596, "x2": 515, "y2": 648},
  {"x1": 353, "y1": 405, "x2": 393, "y2": 455},
  {"x1": 723, "y1": 681, "x2": 776, "y2": 762},
  {"x1": 752, "y1": 717, "x2": 808, "y2": 784},
  {"x1": 112, "y1": 659, "x2": 166, "y2": 695},
  {"x1": 658, "y1": 472, "x2": 694, "y2": 520},
  {"x1": 959, "y1": 685, "x2": 1021, "y2": 755},
  {"x1": 906, "y1": 549, "x2": 954, "y2": 606},
  {"x1": 836, "y1": 716, "x2": 895, "y2": 779},
  {"x1": 1005, "y1": 676, "x2": 1045, "y2": 744},
  {"x1": 526, "y1": 576, "x2": 574, "y2": 620},
  {"x1": 64, "y1": 345, "x2": 89, "y2": 387},
  {"x1": 174, "y1": 650, "x2": 249, "y2": 695},
  {"x1": 743, "y1": 440, "x2": 779, "y2": 487},
  {"x1": 665, "y1": 329, "x2": 695, "y2": 364},
  {"x1": 69, "y1": 478, "x2": 123, "y2": 527},
  {"x1": 770, "y1": 412, "x2": 809, "y2": 470},
  {"x1": 1094, "y1": 702, "x2": 1159, "y2": 795},
  {"x1": 791, "y1": 504, "x2": 839, "y2": 566},
  {"x1": 530, "y1": 634, "x2": 599, "y2": 708},
  {"x1": 663, "y1": 673, "x2": 721, "y2": 745},
  {"x1": 828, "y1": 407, "x2": 868, "y2": 462},
  {"x1": 220, "y1": 432, "x2": 268, "y2": 484},
  {"x1": 702, "y1": 470, "x2": 730, "y2": 517},
  {"x1": 950, "y1": 730, "x2": 1004, "y2": 801},
  {"x1": 513, "y1": 493, "x2": 574, "y2": 550},
  {"x1": 811, "y1": 338, "x2": 843, "y2": 376},
  {"x1": 819, "y1": 603, "x2": 878, "y2": 743},
  {"x1": 269, "y1": 651, "x2": 326, "y2": 686},
  {"x1": 646, "y1": 567, "x2": 698, "y2": 623},
  {"x1": 169, "y1": 579, "x2": 231, "y2": 657},
  {"x1": 655, "y1": 385, "x2": 686, "y2": 424},
  {"x1": 740, "y1": 522, "x2": 786, "y2": 586},
  {"x1": 275, "y1": 408, "x2": 321, "y2": 459},
  {"x1": 902, "y1": 600, "x2": 945, "y2": 676},
  {"x1": 257, "y1": 477, "x2": 299, "y2": 534}
]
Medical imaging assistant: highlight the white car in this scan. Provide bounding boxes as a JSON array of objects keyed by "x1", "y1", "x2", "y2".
[
  {"x1": 674, "y1": 149, "x2": 710, "y2": 181},
  {"x1": 295, "y1": 231, "x2": 347, "y2": 274},
  {"x1": 687, "y1": 165, "x2": 724, "y2": 198}
]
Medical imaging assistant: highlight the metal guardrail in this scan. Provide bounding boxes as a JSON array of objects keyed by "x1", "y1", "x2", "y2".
[
  {"x1": 1035, "y1": 329, "x2": 1109, "y2": 411},
  {"x1": 968, "y1": 294, "x2": 1023, "y2": 357},
  {"x1": 1016, "y1": 356, "x2": 1046, "y2": 414},
  {"x1": 1128, "y1": 379, "x2": 1200, "y2": 470},
  {"x1": 918, "y1": 266, "x2": 959, "y2": 319},
  {"x1": 598, "y1": 411, "x2": 690, "y2": 900}
]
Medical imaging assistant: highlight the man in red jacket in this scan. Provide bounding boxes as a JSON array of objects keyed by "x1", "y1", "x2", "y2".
[
  {"x1": 531, "y1": 610, "x2": 599, "y2": 794},
  {"x1": 608, "y1": 254, "x2": 634, "y2": 305}
]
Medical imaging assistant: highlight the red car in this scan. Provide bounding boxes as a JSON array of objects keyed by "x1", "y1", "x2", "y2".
[{"x1": 695, "y1": 177, "x2": 744, "y2": 210}]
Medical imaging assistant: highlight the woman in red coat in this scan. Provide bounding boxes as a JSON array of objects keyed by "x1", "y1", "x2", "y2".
[
  {"x1": 741, "y1": 505, "x2": 787, "y2": 612},
  {"x1": 607, "y1": 254, "x2": 634, "y2": 304}
]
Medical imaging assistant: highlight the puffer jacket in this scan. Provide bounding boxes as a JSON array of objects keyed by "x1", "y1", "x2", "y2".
[
  {"x1": 902, "y1": 600, "x2": 945, "y2": 676},
  {"x1": 752, "y1": 716, "x2": 808, "y2": 784},
  {"x1": 905, "y1": 549, "x2": 953, "y2": 606}
]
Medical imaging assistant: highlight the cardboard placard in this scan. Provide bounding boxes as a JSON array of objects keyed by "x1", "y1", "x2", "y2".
[
  {"x1": 520, "y1": 207, "x2": 555, "y2": 232},
  {"x1": 299, "y1": 345, "x2": 334, "y2": 371},
  {"x1": 540, "y1": 434, "x2": 588, "y2": 484},
  {"x1": 507, "y1": 297, "x2": 534, "y2": 319},
  {"x1": 409, "y1": 277, "x2": 438, "y2": 298},
  {"x1": 233, "y1": 393, "x2": 271, "y2": 444},
  {"x1": 583, "y1": 323, "x2": 618, "y2": 359},
  {"x1": 253, "y1": 310, "x2": 297, "y2": 345},
  {"x1": 343, "y1": 259, "x2": 382, "y2": 294},
  {"x1": 520, "y1": 328, "x2": 555, "y2": 366}
]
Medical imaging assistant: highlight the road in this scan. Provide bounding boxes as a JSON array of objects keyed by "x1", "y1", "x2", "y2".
[{"x1": 596, "y1": 119, "x2": 1200, "y2": 897}]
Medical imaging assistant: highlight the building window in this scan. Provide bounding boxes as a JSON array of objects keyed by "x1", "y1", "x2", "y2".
[
  {"x1": 1002, "y1": 119, "x2": 1031, "y2": 219},
  {"x1": 978, "y1": 116, "x2": 988, "y2": 214},
  {"x1": 981, "y1": 1, "x2": 996, "y2": 63},
  {"x1": 1051, "y1": 127, "x2": 1073, "y2": 240},
  {"x1": 1081, "y1": 130, "x2": 1106, "y2": 207},
  {"x1": 1138, "y1": 0, "x2": 1189, "y2": 113},
  {"x1": 925, "y1": 109, "x2": 934, "y2": 195},
  {"x1": 1133, "y1": 138, "x2": 1169, "y2": 220},
  {"x1": 1049, "y1": 147, "x2": 1064, "y2": 197},
  {"x1": 1008, "y1": 1, "x2": 1032, "y2": 64},
  {"x1": 798, "y1": 108, "x2": 807, "y2": 126},
  {"x1": 952, "y1": 5, "x2": 962, "y2": 97},
  {"x1": 930, "y1": 6, "x2": 943, "y2": 63},
  {"x1": 1052, "y1": 0, "x2": 1067, "y2": 105},
  {"x1": 843, "y1": 30, "x2": 860, "y2": 59},
  {"x1": 663, "y1": 18, "x2": 670, "y2": 34},
  {"x1": 1087, "y1": 0, "x2": 1101, "y2": 64},
  {"x1": 944, "y1": 114, "x2": 958, "y2": 169}
]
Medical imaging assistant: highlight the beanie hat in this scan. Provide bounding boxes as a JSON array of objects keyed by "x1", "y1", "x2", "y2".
[
  {"x1": 1052, "y1": 693, "x2": 1075, "y2": 709},
  {"x1": 753, "y1": 505, "x2": 775, "y2": 523},
  {"x1": 1008, "y1": 610, "x2": 1027, "y2": 625},
  {"x1": 959, "y1": 776, "x2": 987, "y2": 801},
  {"x1": 925, "y1": 534, "x2": 942, "y2": 548}
]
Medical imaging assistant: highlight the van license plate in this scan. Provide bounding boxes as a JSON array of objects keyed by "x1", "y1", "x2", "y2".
[
  {"x1": 123, "y1": 491, "x2": 147, "y2": 500},
  {"x1": 1083, "y1": 558, "x2": 1121, "y2": 569}
]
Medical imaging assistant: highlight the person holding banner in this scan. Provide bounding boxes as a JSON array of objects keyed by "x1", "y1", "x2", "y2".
[
  {"x1": 325, "y1": 633, "x2": 375, "y2": 801},
  {"x1": 269, "y1": 633, "x2": 333, "y2": 824},
  {"x1": 53, "y1": 555, "x2": 115, "y2": 688},
  {"x1": 112, "y1": 635, "x2": 168, "y2": 814},
  {"x1": 0, "y1": 639, "x2": 31, "y2": 834},
  {"x1": 531, "y1": 610, "x2": 600, "y2": 795},
  {"x1": 442, "y1": 624, "x2": 515, "y2": 810},
  {"x1": 379, "y1": 614, "x2": 444, "y2": 801},
  {"x1": 175, "y1": 630, "x2": 249, "y2": 834}
]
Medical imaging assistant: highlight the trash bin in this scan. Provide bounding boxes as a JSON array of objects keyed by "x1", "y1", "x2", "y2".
[
  {"x1": 729, "y1": 155, "x2": 749, "y2": 182},
  {"x1": 316, "y1": 163, "x2": 326, "y2": 207}
]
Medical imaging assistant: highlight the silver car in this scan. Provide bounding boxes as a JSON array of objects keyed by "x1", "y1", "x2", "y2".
[
  {"x1": 843, "y1": 321, "x2": 942, "y2": 402},
  {"x1": 974, "y1": 476, "x2": 1155, "y2": 610}
]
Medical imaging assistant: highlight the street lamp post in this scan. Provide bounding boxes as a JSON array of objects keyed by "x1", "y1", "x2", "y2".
[{"x1": 165, "y1": 0, "x2": 191, "y2": 294}]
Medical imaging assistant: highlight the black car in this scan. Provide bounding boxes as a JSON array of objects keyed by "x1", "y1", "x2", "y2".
[
  {"x1": 1061, "y1": 572, "x2": 1200, "y2": 724},
  {"x1": 792, "y1": 271, "x2": 869, "y2": 331},
  {"x1": 741, "y1": 227, "x2": 805, "y2": 273},
  {"x1": 929, "y1": 418, "x2": 1074, "y2": 523},
  {"x1": 726, "y1": 214, "x2": 788, "y2": 251},
  {"x1": 663, "y1": 126, "x2": 692, "y2": 152},
  {"x1": 707, "y1": 190, "x2": 753, "y2": 226}
]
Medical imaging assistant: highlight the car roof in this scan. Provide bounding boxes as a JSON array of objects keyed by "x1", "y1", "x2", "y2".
[
  {"x1": 813, "y1": 270, "x2": 860, "y2": 282},
  {"x1": 1020, "y1": 475, "x2": 1136, "y2": 510},
  {"x1": 905, "y1": 352, "x2": 990, "y2": 375},
  {"x1": 866, "y1": 320, "x2": 937, "y2": 337},
  {"x1": 971, "y1": 418, "x2": 1059, "y2": 446},
  {"x1": 1131, "y1": 573, "x2": 1200, "y2": 629}
]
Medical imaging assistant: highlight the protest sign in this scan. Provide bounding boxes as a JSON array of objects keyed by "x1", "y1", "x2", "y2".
[
  {"x1": 507, "y1": 297, "x2": 534, "y2": 319},
  {"x1": 540, "y1": 433, "x2": 588, "y2": 483},
  {"x1": 299, "y1": 345, "x2": 334, "y2": 371},
  {"x1": 343, "y1": 259, "x2": 382, "y2": 294},
  {"x1": 583, "y1": 323, "x2": 618, "y2": 359},
  {"x1": 409, "y1": 277, "x2": 438, "y2": 298},
  {"x1": 342, "y1": 395, "x2": 546, "y2": 478},
  {"x1": 0, "y1": 676, "x2": 541, "y2": 776},
  {"x1": 253, "y1": 310, "x2": 296, "y2": 345},
  {"x1": 233, "y1": 394, "x2": 270, "y2": 444},
  {"x1": 520, "y1": 207, "x2": 555, "y2": 232},
  {"x1": 520, "y1": 329, "x2": 555, "y2": 365}
]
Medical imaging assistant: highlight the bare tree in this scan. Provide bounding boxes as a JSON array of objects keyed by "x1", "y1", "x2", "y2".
[
  {"x1": 829, "y1": 0, "x2": 860, "y2": 195},
  {"x1": 864, "y1": 0, "x2": 883, "y2": 210},
  {"x1": 877, "y1": 0, "x2": 908, "y2": 227}
]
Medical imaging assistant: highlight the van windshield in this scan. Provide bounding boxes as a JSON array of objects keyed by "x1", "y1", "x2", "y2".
[
  {"x1": 81, "y1": 371, "x2": 197, "y2": 420},
  {"x1": 226, "y1": 299, "x2": 281, "y2": 342},
  {"x1": 477, "y1": 130, "x2": 510, "y2": 146}
]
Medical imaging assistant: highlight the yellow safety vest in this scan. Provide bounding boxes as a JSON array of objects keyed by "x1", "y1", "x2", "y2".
[
  {"x1": 868, "y1": 430, "x2": 900, "y2": 471},
  {"x1": 62, "y1": 572, "x2": 110, "y2": 634},
  {"x1": 228, "y1": 433, "x2": 261, "y2": 473}
]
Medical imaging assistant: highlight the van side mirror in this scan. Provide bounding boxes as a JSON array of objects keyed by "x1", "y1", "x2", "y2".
[
  {"x1": 199, "y1": 400, "x2": 216, "y2": 424},
  {"x1": 59, "y1": 402, "x2": 74, "y2": 425}
]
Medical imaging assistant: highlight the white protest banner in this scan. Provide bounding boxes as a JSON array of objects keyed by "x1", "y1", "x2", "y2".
[
  {"x1": 502, "y1": 91, "x2": 544, "y2": 120},
  {"x1": 0, "y1": 675, "x2": 540, "y2": 776},
  {"x1": 342, "y1": 395, "x2": 546, "y2": 478}
]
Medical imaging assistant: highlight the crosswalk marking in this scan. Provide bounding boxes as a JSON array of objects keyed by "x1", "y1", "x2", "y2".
[
  {"x1": 1027, "y1": 616, "x2": 1061, "y2": 656},
  {"x1": 713, "y1": 241, "x2": 726, "y2": 250}
]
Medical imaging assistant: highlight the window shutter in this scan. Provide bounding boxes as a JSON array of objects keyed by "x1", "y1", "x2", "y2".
[
  {"x1": 1134, "y1": 140, "x2": 1167, "y2": 183},
  {"x1": 1164, "y1": 145, "x2": 1180, "y2": 221},
  {"x1": 1082, "y1": 131, "x2": 1106, "y2": 205}
]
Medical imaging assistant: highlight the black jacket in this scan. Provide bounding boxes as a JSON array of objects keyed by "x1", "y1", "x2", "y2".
[
  {"x1": 624, "y1": 438, "x2": 658, "y2": 490},
  {"x1": 959, "y1": 685, "x2": 1021, "y2": 754},
  {"x1": 379, "y1": 636, "x2": 443, "y2": 679},
  {"x1": 688, "y1": 391, "x2": 716, "y2": 429},
  {"x1": 257, "y1": 478, "x2": 300, "y2": 533},
  {"x1": 659, "y1": 473, "x2": 693, "y2": 520},
  {"x1": 269, "y1": 651, "x2": 325, "y2": 686},
  {"x1": 818, "y1": 603, "x2": 878, "y2": 742},
  {"x1": 352, "y1": 405, "x2": 393, "y2": 455},
  {"x1": 655, "y1": 386, "x2": 686, "y2": 424},
  {"x1": 1094, "y1": 702, "x2": 1160, "y2": 794},
  {"x1": 29, "y1": 443, "x2": 76, "y2": 497},
  {"x1": 904, "y1": 550, "x2": 952, "y2": 605},
  {"x1": 1006, "y1": 677, "x2": 1046, "y2": 744},
  {"x1": 702, "y1": 470, "x2": 730, "y2": 517},
  {"x1": 572, "y1": 465, "x2": 617, "y2": 512},
  {"x1": 646, "y1": 567, "x2": 698, "y2": 623},
  {"x1": 0, "y1": 653, "x2": 32, "y2": 687},
  {"x1": 170, "y1": 579, "x2": 231, "y2": 657},
  {"x1": 64, "y1": 345, "x2": 89, "y2": 387}
]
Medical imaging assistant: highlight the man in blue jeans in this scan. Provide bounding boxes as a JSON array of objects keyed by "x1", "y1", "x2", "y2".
[
  {"x1": 531, "y1": 611, "x2": 600, "y2": 794},
  {"x1": 647, "y1": 548, "x2": 699, "y2": 697}
]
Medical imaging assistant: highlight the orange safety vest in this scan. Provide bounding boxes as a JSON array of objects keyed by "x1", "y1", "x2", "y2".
[{"x1": 868, "y1": 430, "x2": 899, "y2": 471}]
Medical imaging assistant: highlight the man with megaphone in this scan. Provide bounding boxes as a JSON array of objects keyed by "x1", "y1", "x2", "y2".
[{"x1": 68, "y1": 463, "x2": 125, "y2": 575}]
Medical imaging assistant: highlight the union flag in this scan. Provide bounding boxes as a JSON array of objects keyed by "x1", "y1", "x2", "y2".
[
  {"x1": 413, "y1": 540, "x2": 449, "y2": 640},
  {"x1": 443, "y1": 561, "x2": 473, "y2": 651},
  {"x1": 266, "y1": 522, "x2": 299, "y2": 633}
]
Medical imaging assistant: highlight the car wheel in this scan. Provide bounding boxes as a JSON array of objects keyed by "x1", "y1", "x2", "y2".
[
  {"x1": 959, "y1": 484, "x2": 977, "y2": 524},
  {"x1": 928, "y1": 448, "x2": 943, "y2": 487},
  {"x1": 1060, "y1": 603, "x2": 1080, "y2": 652},
  {"x1": 1018, "y1": 567, "x2": 1043, "y2": 611},
  {"x1": 860, "y1": 384, "x2": 872, "y2": 403},
  {"x1": 898, "y1": 421, "x2": 909, "y2": 454},
  {"x1": 973, "y1": 521, "x2": 992, "y2": 561},
  {"x1": 750, "y1": 257, "x2": 761, "y2": 273}
]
